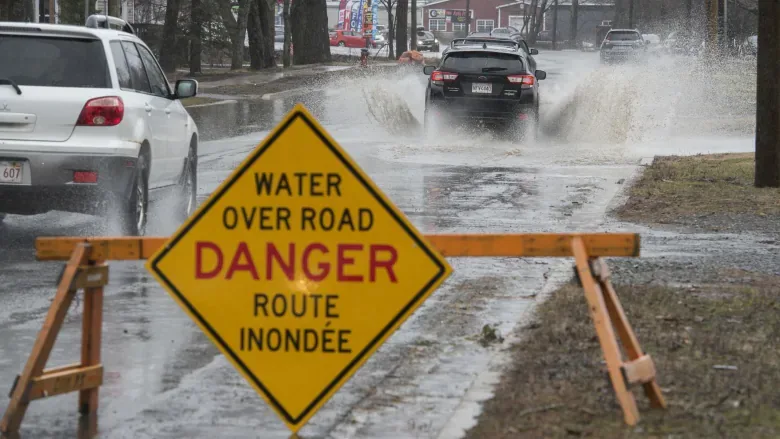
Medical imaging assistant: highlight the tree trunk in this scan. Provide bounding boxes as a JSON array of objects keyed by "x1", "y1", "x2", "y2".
[
  {"x1": 410, "y1": 0, "x2": 416, "y2": 50},
  {"x1": 386, "y1": 8, "x2": 395, "y2": 59},
  {"x1": 395, "y1": 0, "x2": 407, "y2": 57},
  {"x1": 570, "y1": 0, "x2": 578, "y2": 47},
  {"x1": 290, "y1": 0, "x2": 331, "y2": 65},
  {"x1": 108, "y1": 0, "x2": 119, "y2": 17},
  {"x1": 528, "y1": 0, "x2": 538, "y2": 43},
  {"x1": 258, "y1": 0, "x2": 276, "y2": 68},
  {"x1": 464, "y1": 0, "x2": 470, "y2": 33},
  {"x1": 190, "y1": 0, "x2": 202, "y2": 74},
  {"x1": 614, "y1": 0, "x2": 628, "y2": 28},
  {"x1": 552, "y1": 0, "x2": 558, "y2": 50},
  {"x1": 283, "y1": 0, "x2": 291, "y2": 67},
  {"x1": 755, "y1": 0, "x2": 780, "y2": 187},
  {"x1": 159, "y1": 0, "x2": 180, "y2": 73},
  {"x1": 218, "y1": 0, "x2": 249, "y2": 70},
  {"x1": 247, "y1": 0, "x2": 263, "y2": 69}
]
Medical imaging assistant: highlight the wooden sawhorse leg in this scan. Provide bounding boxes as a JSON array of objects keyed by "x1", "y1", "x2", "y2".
[
  {"x1": 1, "y1": 243, "x2": 107, "y2": 434},
  {"x1": 571, "y1": 237, "x2": 666, "y2": 426}
]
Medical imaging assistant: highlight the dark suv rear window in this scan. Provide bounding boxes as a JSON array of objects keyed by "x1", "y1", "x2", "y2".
[
  {"x1": 442, "y1": 52, "x2": 524, "y2": 72},
  {"x1": 0, "y1": 35, "x2": 109, "y2": 88},
  {"x1": 607, "y1": 31, "x2": 641, "y2": 41}
]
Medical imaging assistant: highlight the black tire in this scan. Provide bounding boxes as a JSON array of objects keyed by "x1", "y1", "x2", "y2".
[
  {"x1": 338, "y1": 41, "x2": 346, "y2": 47},
  {"x1": 118, "y1": 154, "x2": 149, "y2": 236},
  {"x1": 176, "y1": 140, "x2": 198, "y2": 222}
]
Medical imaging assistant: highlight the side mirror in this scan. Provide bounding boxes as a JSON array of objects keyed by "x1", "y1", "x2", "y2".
[
  {"x1": 530, "y1": 48, "x2": 539, "y2": 55},
  {"x1": 535, "y1": 70, "x2": 547, "y2": 80},
  {"x1": 174, "y1": 79, "x2": 198, "y2": 99},
  {"x1": 423, "y1": 65, "x2": 435, "y2": 75}
]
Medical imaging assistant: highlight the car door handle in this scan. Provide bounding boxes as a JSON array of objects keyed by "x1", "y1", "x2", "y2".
[
  {"x1": 165, "y1": 108, "x2": 171, "y2": 115},
  {"x1": 144, "y1": 103, "x2": 152, "y2": 113}
]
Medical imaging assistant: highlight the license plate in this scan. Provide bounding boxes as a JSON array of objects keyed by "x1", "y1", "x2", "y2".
[
  {"x1": 615, "y1": 46, "x2": 631, "y2": 51},
  {"x1": 0, "y1": 161, "x2": 23, "y2": 184},
  {"x1": 472, "y1": 83, "x2": 492, "y2": 94}
]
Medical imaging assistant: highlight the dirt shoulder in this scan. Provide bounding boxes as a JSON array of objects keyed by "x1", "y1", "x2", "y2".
[
  {"x1": 464, "y1": 153, "x2": 780, "y2": 438},
  {"x1": 615, "y1": 153, "x2": 780, "y2": 235}
]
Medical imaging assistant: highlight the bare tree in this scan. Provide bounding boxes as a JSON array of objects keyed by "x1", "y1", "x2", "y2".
[
  {"x1": 218, "y1": 0, "x2": 249, "y2": 70},
  {"x1": 190, "y1": 0, "x2": 203, "y2": 74},
  {"x1": 379, "y1": 0, "x2": 398, "y2": 59},
  {"x1": 570, "y1": 0, "x2": 579, "y2": 47},
  {"x1": 755, "y1": 0, "x2": 780, "y2": 187},
  {"x1": 396, "y1": 0, "x2": 408, "y2": 57},
  {"x1": 283, "y1": 0, "x2": 291, "y2": 67},
  {"x1": 159, "y1": 0, "x2": 181, "y2": 72},
  {"x1": 290, "y1": 0, "x2": 330, "y2": 65}
]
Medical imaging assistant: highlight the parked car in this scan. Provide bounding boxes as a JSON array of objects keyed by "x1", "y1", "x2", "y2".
[
  {"x1": 416, "y1": 30, "x2": 440, "y2": 52},
  {"x1": 329, "y1": 30, "x2": 376, "y2": 48},
  {"x1": 0, "y1": 15, "x2": 199, "y2": 235},
  {"x1": 600, "y1": 29, "x2": 648, "y2": 64},
  {"x1": 422, "y1": 41, "x2": 547, "y2": 139},
  {"x1": 490, "y1": 27, "x2": 520, "y2": 37}
]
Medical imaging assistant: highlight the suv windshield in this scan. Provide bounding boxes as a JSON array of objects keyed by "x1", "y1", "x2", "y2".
[
  {"x1": 418, "y1": 31, "x2": 433, "y2": 39},
  {"x1": 0, "y1": 35, "x2": 109, "y2": 88},
  {"x1": 607, "y1": 31, "x2": 641, "y2": 41},
  {"x1": 442, "y1": 52, "x2": 523, "y2": 73}
]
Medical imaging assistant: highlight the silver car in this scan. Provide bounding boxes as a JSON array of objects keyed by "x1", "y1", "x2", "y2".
[{"x1": 600, "y1": 29, "x2": 648, "y2": 64}]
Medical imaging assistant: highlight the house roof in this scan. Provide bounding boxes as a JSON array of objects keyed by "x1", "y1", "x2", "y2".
[
  {"x1": 421, "y1": 0, "x2": 458, "y2": 8},
  {"x1": 496, "y1": 1, "x2": 532, "y2": 9}
]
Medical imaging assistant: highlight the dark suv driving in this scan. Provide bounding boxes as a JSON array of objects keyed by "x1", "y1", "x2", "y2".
[{"x1": 423, "y1": 41, "x2": 546, "y2": 138}]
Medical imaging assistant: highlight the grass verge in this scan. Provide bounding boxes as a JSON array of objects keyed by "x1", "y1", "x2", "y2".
[
  {"x1": 465, "y1": 273, "x2": 780, "y2": 438},
  {"x1": 180, "y1": 96, "x2": 222, "y2": 107},
  {"x1": 616, "y1": 153, "x2": 780, "y2": 231}
]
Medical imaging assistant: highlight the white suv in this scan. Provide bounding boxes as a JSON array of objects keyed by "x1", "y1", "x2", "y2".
[{"x1": 0, "y1": 15, "x2": 199, "y2": 235}]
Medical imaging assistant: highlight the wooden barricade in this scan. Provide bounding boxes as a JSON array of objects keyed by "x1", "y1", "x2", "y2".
[{"x1": 1, "y1": 233, "x2": 664, "y2": 434}]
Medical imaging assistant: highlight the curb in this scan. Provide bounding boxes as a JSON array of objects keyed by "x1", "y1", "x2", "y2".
[
  {"x1": 435, "y1": 261, "x2": 574, "y2": 439},
  {"x1": 185, "y1": 99, "x2": 239, "y2": 109}
]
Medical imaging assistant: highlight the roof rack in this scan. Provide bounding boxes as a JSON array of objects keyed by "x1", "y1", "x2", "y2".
[
  {"x1": 85, "y1": 14, "x2": 135, "y2": 34},
  {"x1": 450, "y1": 37, "x2": 520, "y2": 51}
]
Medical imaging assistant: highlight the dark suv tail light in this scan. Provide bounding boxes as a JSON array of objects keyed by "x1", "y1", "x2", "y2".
[
  {"x1": 76, "y1": 96, "x2": 124, "y2": 126},
  {"x1": 507, "y1": 74, "x2": 535, "y2": 88},
  {"x1": 431, "y1": 71, "x2": 458, "y2": 85}
]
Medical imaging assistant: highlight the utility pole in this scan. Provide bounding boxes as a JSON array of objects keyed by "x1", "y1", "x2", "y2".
[
  {"x1": 755, "y1": 0, "x2": 780, "y2": 187},
  {"x1": 465, "y1": 0, "x2": 470, "y2": 34},
  {"x1": 410, "y1": 0, "x2": 416, "y2": 50}
]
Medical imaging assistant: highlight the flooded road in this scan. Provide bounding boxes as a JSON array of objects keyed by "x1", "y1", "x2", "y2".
[{"x1": 0, "y1": 51, "x2": 757, "y2": 438}]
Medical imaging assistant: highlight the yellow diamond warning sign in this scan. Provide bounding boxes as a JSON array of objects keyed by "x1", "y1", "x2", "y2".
[{"x1": 146, "y1": 104, "x2": 452, "y2": 433}]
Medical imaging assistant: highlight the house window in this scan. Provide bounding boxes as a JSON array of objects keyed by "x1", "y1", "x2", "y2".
[
  {"x1": 452, "y1": 22, "x2": 469, "y2": 32},
  {"x1": 476, "y1": 19, "x2": 494, "y2": 33},
  {"x1": 429, "y1": 19, "x2": 446, "y2": 31}
]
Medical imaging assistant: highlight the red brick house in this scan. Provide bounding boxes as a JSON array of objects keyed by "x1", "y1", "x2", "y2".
[{"x1": 422, "y1": 0, "x2": 537, "y2": 33}]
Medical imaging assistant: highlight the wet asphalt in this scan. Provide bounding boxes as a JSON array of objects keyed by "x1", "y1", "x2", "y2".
[{"x1": 0, "y1": 51, "x2": 759, "y2": 438}]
